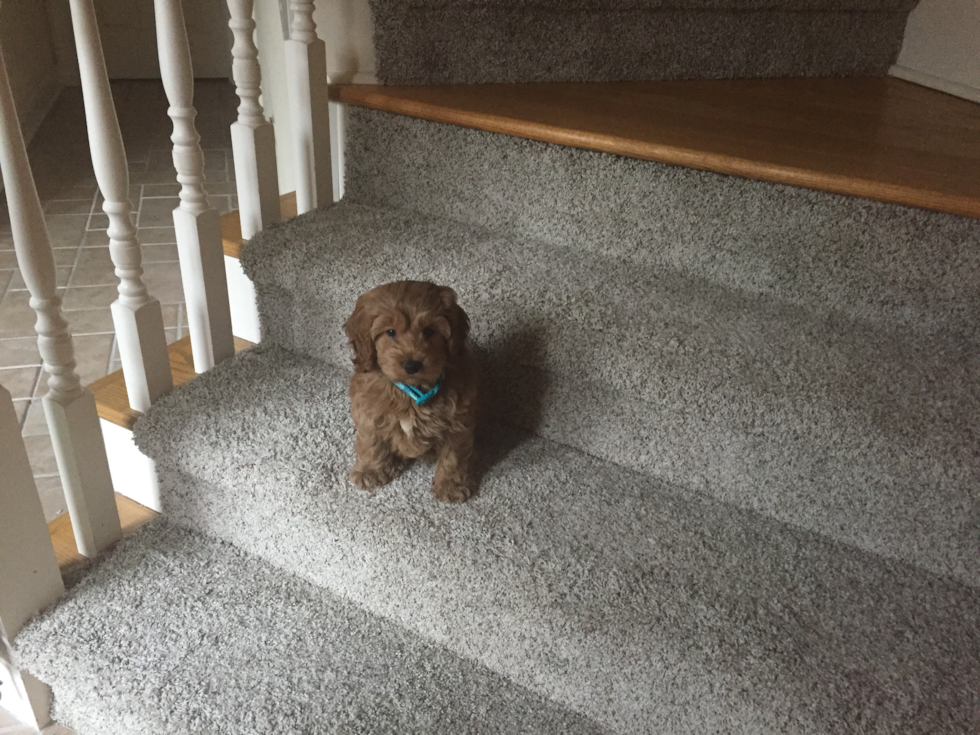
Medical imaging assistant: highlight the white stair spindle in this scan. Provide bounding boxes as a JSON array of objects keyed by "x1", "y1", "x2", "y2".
[
  {"x1": 70, "y1": 0, "x2": 173, "y2": 412},
  {"x1": 0, "y1": 46, "x2": 121, "y2": 558},
  {"x1": 286, "y1": 0, "x2": 333, "y2": 213},
  {"x1": 0, "y1": 384, "x2": 64, "y2": 639},
  {"x1": 155, "y1": 0, "x2": 235, "y2": 373},
  {"x1": 228, "y1": 0, "x2": 280, "y2": 240}
]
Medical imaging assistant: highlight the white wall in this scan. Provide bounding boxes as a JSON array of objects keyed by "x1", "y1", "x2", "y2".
[
  {"x1": 890, "y1": 0, "x2": 980, "y2": 102},
  {"x1": 0, "y1": 0, "x2": 63, "y2": 143}
]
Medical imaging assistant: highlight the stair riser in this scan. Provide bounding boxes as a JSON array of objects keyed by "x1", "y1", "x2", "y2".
[
  {"x1": 255, "y1": 275, "x2": 979, "y2": 584},
  {"x1": 344, "y1": 107, "x2": 980, "y2": 340},
  {"x1": 131, "y1": 348, "x2": 980, "y2": 734},
  {"x1": 371, "y1": 6, "x2": 908, "y2": 83}
]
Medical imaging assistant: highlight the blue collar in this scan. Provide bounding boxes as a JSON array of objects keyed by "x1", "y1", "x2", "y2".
[{"x1": 393, "y1": 374, "x2": 443, "y2": 406}]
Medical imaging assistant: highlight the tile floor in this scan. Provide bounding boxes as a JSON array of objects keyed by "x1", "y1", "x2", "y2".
[{"x1": 0, "y1": 80, "x2": 239, "y2": 521}]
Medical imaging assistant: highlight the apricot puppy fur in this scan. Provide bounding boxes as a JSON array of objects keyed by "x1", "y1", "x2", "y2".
[{"x1": 343, "y1": 281, "x2": 479, "y2": 502}]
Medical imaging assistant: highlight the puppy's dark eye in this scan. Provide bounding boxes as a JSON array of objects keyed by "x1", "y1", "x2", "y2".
[
  {"x1": 422, "y1": 327, "x2": 435, "y2": 339},
  {"x1": 386, "y1": 329, "x2": 396, "y2": 338}
]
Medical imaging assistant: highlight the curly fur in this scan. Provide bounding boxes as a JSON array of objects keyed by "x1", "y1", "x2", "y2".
[{"x1": 343, "y1": 281, "x2": 479, "y2": 502}]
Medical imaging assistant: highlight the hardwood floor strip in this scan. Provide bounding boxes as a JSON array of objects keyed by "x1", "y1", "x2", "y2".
[{"x1": 332, "y1": 78, "x2": 980, "y2": 218}]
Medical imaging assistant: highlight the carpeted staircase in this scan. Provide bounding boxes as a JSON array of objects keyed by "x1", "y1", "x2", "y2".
[{"x1": 12, "y1": 4, "x2": 980, "y2": 733}]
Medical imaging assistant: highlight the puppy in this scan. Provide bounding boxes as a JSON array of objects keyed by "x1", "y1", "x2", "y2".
[{"x1": 343, "y1": 281, "x2": 479, "y2": 502}]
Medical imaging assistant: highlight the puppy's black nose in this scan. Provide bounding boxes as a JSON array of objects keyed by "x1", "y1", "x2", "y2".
[{"x1": 402, "y1": 360, "x2": 423, "y2": 375}]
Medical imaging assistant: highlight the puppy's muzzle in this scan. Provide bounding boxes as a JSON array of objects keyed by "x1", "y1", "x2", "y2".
[{"x1": 402, "y1": 360, "x2": 423, "y2": 375}]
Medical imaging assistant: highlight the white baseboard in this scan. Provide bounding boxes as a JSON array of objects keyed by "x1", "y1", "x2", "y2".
[{"x1": 888, "y1": 65, "x2": 980, "y2": 103}]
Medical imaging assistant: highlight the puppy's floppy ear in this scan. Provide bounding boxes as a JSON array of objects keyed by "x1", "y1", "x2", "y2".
[
  {"x1": 344, "y1": 295, "x2": 378, "y2": 372},
  {"x1": 439, "y1": 287, "x2": 470, "y2": 358}
]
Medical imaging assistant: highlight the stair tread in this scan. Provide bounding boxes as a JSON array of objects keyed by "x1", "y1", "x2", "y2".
[
  {"x1": 15, "y1": 522, "x2": 601, "y2": 735},
  {"x1": 332, "y1": 77, "x2": 980, "y2": 217},
  {"x1": 126, "y1": 345, "x2": 980, "y2": 734},
  {"x1": 243, "y1": 201, "x2": 979, "y2": 583}
]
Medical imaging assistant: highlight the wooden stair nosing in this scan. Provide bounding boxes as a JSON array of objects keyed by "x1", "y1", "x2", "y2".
[{"x1": 331, "y1": 78, "x2": 980, "y2": 219}]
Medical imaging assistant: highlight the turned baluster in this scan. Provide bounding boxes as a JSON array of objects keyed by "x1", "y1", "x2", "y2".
[
  {"x1": 0, "y1": 45, "x2": 121, "y2": 558},
  {"x1": 286, "y1": 0, "x2": 332, "y2": 213},
  {"x1": 70, "y1": 0, "x2": 173, "y2": 411},
  {"x1": 228, "y1": 0, "x2": 280, "y2": 240},
  {"x1": 155, "y1": 0, "x2": 235, "y2": 372}
]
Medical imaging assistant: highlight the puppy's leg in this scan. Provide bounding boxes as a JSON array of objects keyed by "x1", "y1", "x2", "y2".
[
  {"x1": 431, "y1": 426, "x2": 475, "y2": 503},
  {"x1": 350, "y1": 425, "x2": 407, "y2": 490}
]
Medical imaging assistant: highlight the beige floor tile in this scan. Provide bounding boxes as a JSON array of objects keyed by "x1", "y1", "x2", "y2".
[
  {"x1": 80, "y1": 230, "x2": 110, "y2": 247},
  {"x1": 162, "y1": 303, "x2": 180, "y2": 328},
  {"x1": 0, "y1": 365, "x2": 40, "y2": 399},
  {"x1": 35, "y1": 181, "x2": 97, "y2": 202},
  {"x1": 138, "y1": 227, "x2": 177, "y2": 245},
  {"x1": 52, "y1": 247, "x2": 80, "y2": 266},
  {"x1": 87, "y1": 212, "x2": 109, "y2": 231},
  {"x1": 21, "y1": 398, "x2": 49, "y2": 437},
  {"x1": 65, "y1": 307, "x2": 115, "y2": 335},
  {"x1": 143, "y1": 261, "x2": 185, "y2": 303},
  {"x1": 0, "y1": 268, "x2": 11, "y2": 295},
  {"x1": 0, "y1": 336, "x2": 41, "y2": 367},
  {"x1": 24, "y1": 434, "x2": 58, "y2": 476},
  {"x1": 203, "y1": 149, "x2": 227, "y2": 173},
  {"x1": 34, "y1": 474, "x2": 67, "y2": 522},
  {"x1": 74, "y1": 246, "x2": 112, "y2": 270},
  {"x1": 0, "y1": 250, "x2": 17, "y2": 269},
  {"x1": 44, "y1": 214, "x2": 90, "y2": 246},
  {"x1": 142, "y1": 242, "x2": 180, "y2": 262},
  {"x1": 210, "y1": 195, "x2": 233, "y2": 214},
  {"x1": 43, "y1": 200, "x2": 94, "y2": 216},
  {"x1": 70, "y1": 250, "x2": 117, "y2": 287},
  {"x1": 138, "y1": 197, "x2": 181, "y2": 228},
  {"x1": 61, "y1": 284, "x2": 118, "y2": 310},
  {"x1": 12, "y1": 397, "x2": 29, "y2": 424},
  {"x1": 9, "y1": 266, "x2": 73, "y2": 290},
  {"x1": 142, "y1": 183, "x2": 181, "y2": 198},
  {"x1": 0, "y1": 290, "x2": 41, "y2": 338}
]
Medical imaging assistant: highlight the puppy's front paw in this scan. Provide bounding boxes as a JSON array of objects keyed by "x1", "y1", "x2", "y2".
[
  {"x1": 431, "y1": 478, "x2": 472, "y2": 503},
  {"x1": 350, "y1": 464, "x2": 397, "y2": 491}
]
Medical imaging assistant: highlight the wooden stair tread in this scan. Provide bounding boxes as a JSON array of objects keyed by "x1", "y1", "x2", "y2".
[
  {"x1": 332, "y1": 78, "x2": 980, "y2": 218},
  {"x1": 88, "y1": 335, "x2": 254, "y2": 431},
  {"x1": 221, "y1": 191, "x2": 298, "y2": 258}
]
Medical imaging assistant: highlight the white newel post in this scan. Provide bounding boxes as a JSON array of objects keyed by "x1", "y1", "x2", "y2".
[
  {"x1": 155, "y1": 0, "x2": 235, "y2": 373},
  {"x1": 0, "y1": 385, "x2": 62, "y2": 729},
  {"x1": 286, "y1": 0, "x2": 333, "y2": 214},
  {"x1": 70, "y1": 0, "x2": 173, "y2": 412},
  {"x1": 228, "y1": 0, "x2": 280, "y2": 240},
  {"x1": 0, "y1": 46, "x2": 121, "y2": 559},
  {"x1": 0, "y1": 386, "x2": 64, "y2": 637}
]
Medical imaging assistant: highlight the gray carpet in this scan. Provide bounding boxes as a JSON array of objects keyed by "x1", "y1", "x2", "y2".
[
  {"x1": 369, "y1": 2, "x2": 912, "y2": 83},
  {"x1": 119, "y1": 345, "x2": 980, "y2": 734},
  {"x1": 15, "y1": 521, "x2": 604, "y2": 735},
  {"x1": 343, "y1": 107, "x2": 980, "y2": 340},
  {"x1": 240, "y1": 201, "x2": 980, "y2": 585}
]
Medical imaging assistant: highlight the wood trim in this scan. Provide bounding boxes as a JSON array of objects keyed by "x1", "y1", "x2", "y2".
[
  {"x1": 88, "y1": 335, "x2": 254, "y2": 431},
  {"x1": 50, "y1": 493, "x2": 158, "y2": 572},
  {"x1": 331, "y1": 78, "x2": 980, "y2": 218},
  {"x1": 221, "y1": 191, "x2": 299, "y2": 258}
]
